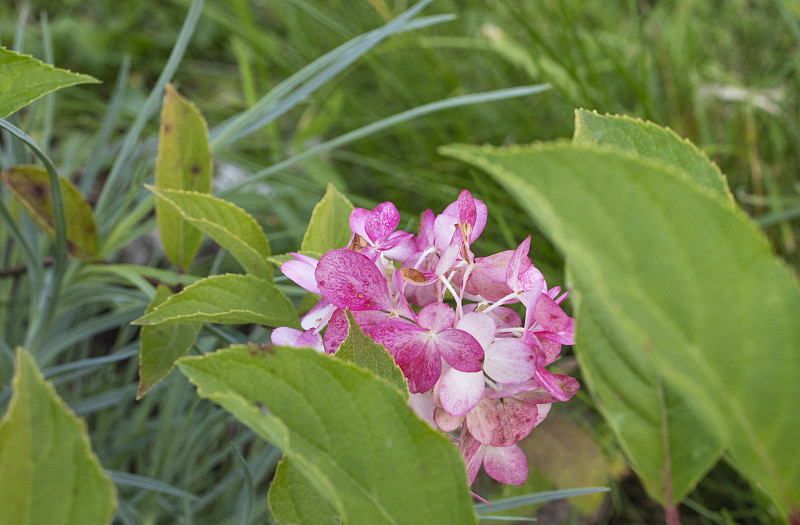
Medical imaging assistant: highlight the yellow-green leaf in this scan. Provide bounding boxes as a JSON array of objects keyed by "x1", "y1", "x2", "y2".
[
  {"x1": 147, "y1": 185, "x2": 272, "y2": 281},
  {"x1": 0, "y1": 348, "x2": 116, "y2": 525},
  {"x1": 301, "y1": 183, "x2": 354, "y2": 254},
  {"x1": 2, "y1": 165, "x2": 98, "y2": 260},
  {"x1": 132, "y1": 274, "x2": 300, "y2": 328},
  {"x1": 137, "y1": 284, "x2": 202, "y2": 399},
  {"x1": 155, "y1": 84, "x2": 212, "y2": 269},
  {"x1": 0, "y1": 47, "x2": 98, "y2": 118}
]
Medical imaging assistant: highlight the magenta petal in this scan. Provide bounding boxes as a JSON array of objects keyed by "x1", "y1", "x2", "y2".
[
  {"x1": 443, "y1": 195, "x2": 487, "y2": 243},
  {"x1": 399, "y1": 346, "x2": 442, "y2": 394},
  {"x1": 379, "y1": 230, "x2": 414, "y2": 251},
  {"x1": 315, "y1": 249, "x2": 393, "y2": 311},
  {"x1": 537, "y1": 317, "x2": 576, "y2": 346},
  {"x1": 295, "y1": 330, "x2": 324, "y2": 352},
  {"x1": 484, "y1": 338, "x2": 537, "y2": 383},
  {"x1": 483, "y1": 444, "x2": 528, "y2": 485},
  {"x1": 417, "y1": 302, "x2": 455, "y2": 333},
  {"x1": 436, "y1": 329, "x2": 484, "y2": 372},
  {"x1": 466, "y1": 251, "x2": 514, "y2": 301},
  {"x1": 322, "y1": 308, "x2": 388, "y2": 354},
  {"x1": 467, "y1": 390, "x2": 541, "y2": 447},
  {"x1": 369, "y1": 318, "x2": 428, "y2": 364},
  {"x1": 365, "y1": 201, "x2": 401, "y2": 244},
  {"x1": 438, "y1": 368, "x2": 485, "y2": 417}
]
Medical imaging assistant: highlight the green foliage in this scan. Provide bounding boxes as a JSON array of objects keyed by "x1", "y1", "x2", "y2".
[
  {"x1": 148, "y1": 185, "x2": 273, "y2": 281},
  {"x1": 335, "y1": 309, "x2": 408, "y2": 397},
  {"x1": 268, "y1": 456, "x2": 339, "y2": 524},
  {"x1": 137, "y1": 284, "x2": 201, "y2": 399},
  {"x1": 1, "y1": 165, "x2": 98, "y2": 260},
  {"x1": 154, "y1": 84, "x2": 212, "y2": 269},
  {"x1": 132, "y1": 274, "x2": 299, "y2": 328},
  {"x1": 0, "y1": 47, "x2": 98, "y2": 118},
  {"x1": 442, "y1": 129, "x2": 800, "y2": 517},
  {"x1": 178, "y1": 345, "x2": 477, "y2": 525},
  {"x1": 572, "y1": 109, "x2": 730, "y2": 198},
  {"x1": 300, "y1": 183, "x2": 355, "y2": 255},
  {"x1": 0, "y1": 348, "x2": 116, "y2": 525}
]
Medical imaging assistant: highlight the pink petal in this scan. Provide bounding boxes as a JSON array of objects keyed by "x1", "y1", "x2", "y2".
[
  {"x1": 433, "y1": 407, "x2": 464, "y2": 432},
  {"x1": 465, "y1": 251, "x2": 514, "y2": 301},
  {"x1": 466, "y1": 389, "x2": 541, "y2": 447},
  {"x1": 456, "y1": 312, "x2": 497, "y2": 351},
  {"x1": 348, "y1": 208, "x2": 370, "y2": 239},
  {"x1": 500, "y1": 374, "x2": 579, "y2": 403},
  {"x1": 408, "y1": 392, "x2": 436, "y2": 428},
  {"x1": 506, "y1": 236, "x2": 532, "y2": 292},
  {"x1": 271, "y1": 327, "x2": 303, "y2": 347},
  {"x1": 458, "y1": 430, "x2": 484, "y2": 485},
  {"x1": 534, "y1": 294, "x2": 571, "y2": 332},
  {"x1": 365, "y1": 201, "x2": 401, "y2": 244},
  {"x1": 399, "y1": 347, "x2": 442, "y2": 394},
  {"x1": 435, "y1": 329, "x2": 484, "y2": 372},
  {"x1": 295, "y1": 330, "x2": 324, "y2": 352},
  {"x1": 483, "y1": 444, "x2": 528, "y2": 485},
  {"x1": 537, "y1": 317, "x2": 576, "y2": 346},
  {"x1": 442, "y1": 195, "x2": 488, "y2": 244},
  {"x1": 435, "y1": 231, "x2": 462, "y2": 275},
  {"x1": 438, "y1": 368, "x2": 485, "y2": 417},
  {"x1": 483, "y1": 338, "x2": 537, "y2": 383},
  {"x1": 533, "y1": 367, "x2": 570, "y2": 402},
  {"x1": 300, "y1": 299, "x2": 336, "y2": 331},
  {"x1": 369, "y1": 318, "x2": 428, "y2": 364},
  {"x1": 417, "y1": 209, "x2": 436, "y2": 249},
  {"x1": 381, "y1": 231, "x2": 415, "y2": 259},
  {"x1": 322, "y1": 308, "x2": 387, "y2": 354},
  {"x1": 315, "y1": 249, "x2": 393, "y2": 311},
  {"x1": 458, "y1": 189, "x2": 477, "y2": 231},
  {"x1": 417, "y1": 302, "x2": 455, "y2": 333},
  {"x1": 281, "y1": 253, "x2": 320, "y2": 294}
]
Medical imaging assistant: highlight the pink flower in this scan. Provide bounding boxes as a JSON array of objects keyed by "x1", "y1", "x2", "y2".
[
  {"x1": 348, "y1": 202, "x2": 414, "y2": 261},
  {"x1": 460, "y1": 428, "x2": 529, "y2": 485},
  {"x1": 370, "y1": 302, "x2": 484, "y2": 393}
]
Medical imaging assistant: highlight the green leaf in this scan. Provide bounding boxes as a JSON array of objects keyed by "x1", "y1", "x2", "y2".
[
  {"x1": 336, "y1": 309, "x2": 408, "y2": 398},
  {"x1": 441, "y1": 141, "x2": 800, "y2": 518},
  {"x1": 147, "y1": 185, "x2": 272, "y2": 282},
  {"x1": 132, "y1": 274, "x2": 299, "y2": 328},
  {"x1": 572, "y1": 109, "x2": 730, "y2": 198},
  {"x1": 573, "y1": 291, "x2": 722, "y2": 505},
  {"x1": 155, "y1": 84, "x2": 212, "y2": 269},
  {"x1": 178, "y1": 345, "x2": 477, "y2": 524},
  {"x1": 2, "y1": 165, "x2": 98, "y2": 260},
  {"x1": 268, "y1": 456, "x2": 339, "y2": 525},
  {"x1": 300, "y1": 183, "x2": 354, "y2": 253},
  {"x1": 137, "y1": 284, "x2": 202, "y2": 399},
  {"x1": 0, "y1": 348, "x2": 116, "y2": 525},
  {"x1": 0, "y1": 47, "x2": 99, "y2": 119}
]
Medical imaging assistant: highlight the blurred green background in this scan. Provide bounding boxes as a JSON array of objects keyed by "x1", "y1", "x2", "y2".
[{"x1": 1, "y1": 0, "x2": 797, "y2": 523}]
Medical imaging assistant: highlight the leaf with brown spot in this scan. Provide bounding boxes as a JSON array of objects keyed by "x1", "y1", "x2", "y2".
[
  {"x1": 1, "y1": 165, "x2": 98, "y2": 260},
  {"x1": 155, "y1": 84, "x2": 212, "y2": 269}
]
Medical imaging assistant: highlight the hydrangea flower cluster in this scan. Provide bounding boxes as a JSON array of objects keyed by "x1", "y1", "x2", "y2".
[{"x1": 272, "y1": 190, "x2": 579, "y2": 487}]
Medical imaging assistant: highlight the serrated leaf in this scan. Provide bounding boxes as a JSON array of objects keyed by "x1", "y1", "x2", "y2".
[
  {"x1": 155, "y1": 84, "x2": 212, "y2": 269},
  {"x1": 268, "y1": 456, "x2": 339, "y2": 525},
  {"x1": 0, "y1": 348, "x2": 116, "y2": 525},
  {"x1": 573, "y1": 291, "x2": 722, "y2": 505},
  {"x1": 132, "y1": 274, "x2": 299, "y2": 328},
  {"x1": 0, "y1": 47, "x2": 99, "y2": 118},
  {"x1": 300, "y1": 183, "x2": 354, "y2": 253},
  {"x1": 137, "y1": 284, "x2": 202, "y2": 398},
  {"x1": 336, "y1": 309, "x2": 408, "y2": 398},
  {"x1": 572, "y1": 109, "x2": 730, "y2": 198},
  {"x1": 178, "y1": 345, "x2": 477, "y2": 524},
  {"x1": 441, "y1": 141, "x2": 800, "y2": 518},
  {"x1": 2, "y1": 165, "x2": 98, "y2": 260},
  {"x1": 147, "y1": 185, "x2": 272, "y2": 282}
]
